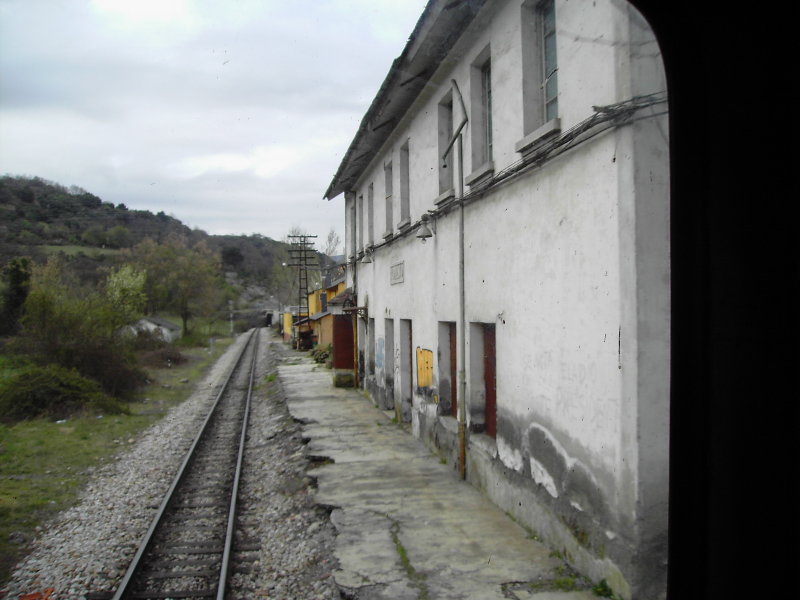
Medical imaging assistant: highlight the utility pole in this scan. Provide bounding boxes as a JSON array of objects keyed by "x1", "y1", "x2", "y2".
[{"x1": 287, "y1": 234, "x2": 318, "y2": 348}]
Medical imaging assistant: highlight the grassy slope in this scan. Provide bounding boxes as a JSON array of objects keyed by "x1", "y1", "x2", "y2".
[{"x1": 0, "y1": 338, "x2": 233, "y2": 587}]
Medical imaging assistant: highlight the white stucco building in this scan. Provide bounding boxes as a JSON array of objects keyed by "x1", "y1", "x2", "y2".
[{"x1": 324, "y1": 1, "x2": 669, "y2": 597}]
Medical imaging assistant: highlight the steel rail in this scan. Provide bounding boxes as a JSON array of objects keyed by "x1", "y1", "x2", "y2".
[
  {"x1": 110, "y1": 328, "x2": 259, "y2": 600},
  {"x1": 216, "y1": 328, "x2": 258, "y2": 599}
]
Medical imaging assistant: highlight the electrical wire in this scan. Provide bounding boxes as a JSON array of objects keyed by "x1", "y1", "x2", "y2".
[{"x1": 356, "y1": 91, "x2": 668, "y2": 259}]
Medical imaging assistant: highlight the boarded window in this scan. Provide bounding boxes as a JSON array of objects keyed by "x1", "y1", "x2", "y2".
[{"x1": 416, "y1": 348, "x2": 433, "y2": 388}]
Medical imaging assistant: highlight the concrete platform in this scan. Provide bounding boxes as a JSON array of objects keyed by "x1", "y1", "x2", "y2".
[{"x1": 276, "y1": 346, "x2": 599, "y2": 600}]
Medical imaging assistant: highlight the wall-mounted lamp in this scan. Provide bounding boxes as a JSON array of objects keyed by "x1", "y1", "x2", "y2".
[
  {"x1": 361, "y1": 247, "x2": 373, "y2": 263},
  {"x1": 416, "y1": 214, "x2": 434, "y2": 243}
]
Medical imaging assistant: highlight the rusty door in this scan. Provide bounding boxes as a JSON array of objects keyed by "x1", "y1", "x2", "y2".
[
  {"x1": 483, "y1": 323, "x2": 496, "y2": 437},
  {"x1": 449, "y1": 322, "x2": 458, "y2": 417},
  {"x1": 332, "y1": 314, "x2": 354, "y2": 369}
]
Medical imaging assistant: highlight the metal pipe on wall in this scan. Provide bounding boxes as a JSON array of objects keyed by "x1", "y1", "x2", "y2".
[{"x1": 444, "y1": 78, "x2": 469, "y2": 480}]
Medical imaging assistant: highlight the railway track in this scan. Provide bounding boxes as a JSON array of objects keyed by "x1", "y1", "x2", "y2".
[{"x1": 90, "y1": 329, "x2": 261, "y2": 600}]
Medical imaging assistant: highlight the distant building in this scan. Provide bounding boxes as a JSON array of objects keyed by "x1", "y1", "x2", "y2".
[
  {"x1": 125, "y1": 316, "x2": 181, "y2": 343},
  {"x1": 324, "y1": 1, "x2": 669, "y2": 598},
  {"x1": 307, "y1": 271, "x2": 347, "y2": 348},
  {"x1": 280, "y1": 305, "x2": 305, "y2": 345}
]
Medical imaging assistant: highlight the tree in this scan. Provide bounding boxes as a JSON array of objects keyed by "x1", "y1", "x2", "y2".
[
  {"x1": 170, "y1": 239, "x2": 220, "y2": 336},
  {"x1": 221, "y1": 245, "x2": 244, "y2": 269},
  {"x1": 0, "y1": 257, "x2": 31, "y2": 335},
  {"x1": 82, "y1": 226, "x2": 106, "y2": 247},
  {"x1": 126, "y1": 238, "x2": 171, "y2": 313},
  {"x1": 17, "y1": 257, "x2": 144, "y2": 398},
  {"x1": 106, "y1": 225, "x2": 133, "y2": 249},
  {"x1": 129, "y1": 236, "x2": 221, "y2": 336},
  {"x1": 104, "y1": 264, "x2": 147, "y2": 327},
  {"x1": 320, "y1": 227, "x2": 344, "y2": 277},
  {"x1": 322, "y1": 227, "x2": 341, "y2": 257}
]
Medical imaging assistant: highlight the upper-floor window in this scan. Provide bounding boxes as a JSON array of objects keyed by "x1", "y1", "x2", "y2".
[
  {"x1": 438, "y1": 92, "x2": 455, "y2": 196},
  {"x1": 399, "y1": 140, "x2": 410, "y2": 226},
  {"x1": 357, "y1": 193, "x2": 364, "y2": 250},
  {"x1": 542, "y1": 0, "x2": 558, "y2": 122},
  {"x1": 384, "y1": 160, "x2": 393, "y2": 235},
  {"x1": 367, "y1": 182, "x2": 374, "y2": 245},
  {"x1": 481, "y1": 60, "x2": 493, "y2": 160},
  {"x1": 469, "y1": 46, "x2": 493, "y2": 175},
  {"x1": 348, "y1": 196, "x2": 356, "y2": 257},
  {"x1": 518, "y1": 0, "x2": 560, "y2": 154}
]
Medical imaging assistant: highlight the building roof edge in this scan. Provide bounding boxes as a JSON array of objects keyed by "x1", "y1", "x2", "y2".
[{"x1": 323, "y1": 0, "x2": 486, "y2": 200}]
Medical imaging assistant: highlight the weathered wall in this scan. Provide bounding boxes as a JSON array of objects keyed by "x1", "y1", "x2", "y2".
[{"x1": 343, "y1": 1, "x2": 668, "y2": 597}]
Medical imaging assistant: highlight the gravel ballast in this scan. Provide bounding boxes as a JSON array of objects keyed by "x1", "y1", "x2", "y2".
[{"x1": 2, "y1": 329, "x2": 339, "y2": 600}]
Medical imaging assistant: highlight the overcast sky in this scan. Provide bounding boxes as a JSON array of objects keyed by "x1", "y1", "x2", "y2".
[{"x1": 0, "y1": 0, "x2": 428, "y2": 250}]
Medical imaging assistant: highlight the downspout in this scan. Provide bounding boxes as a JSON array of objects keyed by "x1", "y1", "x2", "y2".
[
  {"x1": 352, "y1": 210, "x2": 360, "y2": 388},
  {"x1": 442, "y1": 79, "x2": 469, "y2": 480}
]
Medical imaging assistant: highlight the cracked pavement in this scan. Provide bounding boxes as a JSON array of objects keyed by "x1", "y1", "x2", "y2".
[{"x1": 275, "y1": 344, "x2": 598, "y2": 600}]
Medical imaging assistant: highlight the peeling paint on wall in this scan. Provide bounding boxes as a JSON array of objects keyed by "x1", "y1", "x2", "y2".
[
  {"x1": 497, "y1": 435, "x2": 524, "y2": 472},
  {"x1": 497, "y1": 409, "x2": 612, "y2": 526},
  {"x1": 530, "y1": 456, "x2": 559, "y2": 498}
]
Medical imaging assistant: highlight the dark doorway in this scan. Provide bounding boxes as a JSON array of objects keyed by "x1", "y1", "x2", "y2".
[{"x1": 399, "y1": 319, "x2": 412, "y2": 422}]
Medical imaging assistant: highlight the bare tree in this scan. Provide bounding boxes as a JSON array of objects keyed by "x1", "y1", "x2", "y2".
[
  {"x1": 275, "y1": 226, "x2": 321, "y2": 306},
  {"x1": 283, "y1": 225, "x2": 306, "y2": 244},
  {"x1": 322, "y1": 227, "x2": 341, "y2": 257}
]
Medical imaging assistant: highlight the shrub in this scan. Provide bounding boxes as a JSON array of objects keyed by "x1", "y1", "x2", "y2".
[
  {"x1": 311, "y1": 344, "x2": 332, "y2": 364},
  {"x1": 233, "y1": 318, "x2": 250, "y2": 333},
  {"x1": 131, "y1": 328, "x2": 169, "y2": 351},
  {"x1": 0, "y1": 364, "x2": 129, "y2": 422},
  {"x1": 139, "y1": 347, "x2": 187, "y2": 368},
  {"x1": 175, "y1": 331, "x2": 209, "y2": 348}
]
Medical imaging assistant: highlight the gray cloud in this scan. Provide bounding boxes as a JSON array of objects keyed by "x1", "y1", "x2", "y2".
[{"x1": 0, "y1": 0, "x2": 427, "y2": 243}]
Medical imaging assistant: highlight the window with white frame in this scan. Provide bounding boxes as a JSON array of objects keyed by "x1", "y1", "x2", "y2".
[
  {"x1": 517, "y1": 0, "x2": 560, "y2": 154},
  {"x1": 469, "y1": 46, "x2": 493, "y2": 182},
  {"x1": 542, "y1": 0, "x2": 558, "y2": 122}
]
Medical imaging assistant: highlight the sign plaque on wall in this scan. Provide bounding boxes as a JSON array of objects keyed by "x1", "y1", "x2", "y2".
[{"x1": 390, "y1": 261, "x2": 404, "y2": 285}]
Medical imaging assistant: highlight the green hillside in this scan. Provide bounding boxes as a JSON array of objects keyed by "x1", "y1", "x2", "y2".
[
  {"x1": 0, "y1": 175, "x2": 192, "y2": 249},
  {"x1": 0, "y1": 175, "x2": 298, "y2": 288}
]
